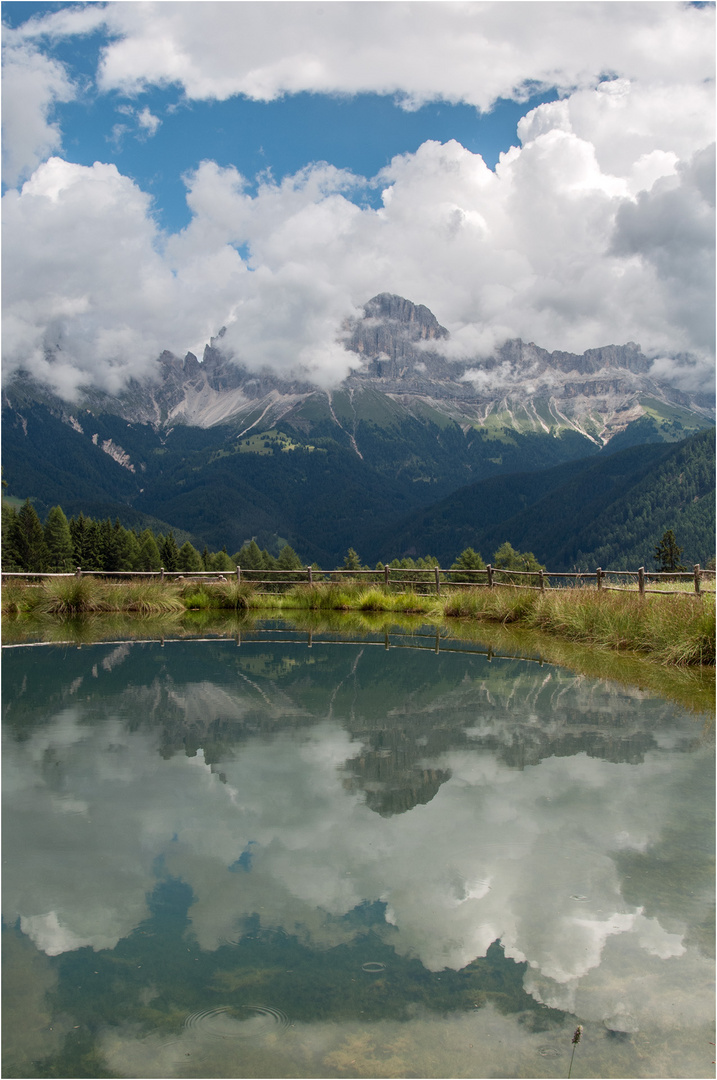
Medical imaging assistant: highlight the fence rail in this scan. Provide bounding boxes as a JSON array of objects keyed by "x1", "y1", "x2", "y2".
[{"x1": 2, "y1": 563, "x2": 715, "y2": 597}]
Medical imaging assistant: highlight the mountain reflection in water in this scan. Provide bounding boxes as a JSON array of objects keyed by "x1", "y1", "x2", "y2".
[{"x1": 2, "y1": 626, "x2": 714, "y2": 1079}]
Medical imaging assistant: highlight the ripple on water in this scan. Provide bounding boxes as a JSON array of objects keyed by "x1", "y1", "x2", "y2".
[
  {"x1": 362, "y1": 961, "x2": 387, "y2": 973},
  {"x1": 184, "y1": 1005, "x2": 290, "y2": 1039},
  {"x1": 537, "y1": 1046, "x2": 561, "y2": 1058}
]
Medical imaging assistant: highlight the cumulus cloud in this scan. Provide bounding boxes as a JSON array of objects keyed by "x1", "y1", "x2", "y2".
[
  {"x1": 1, "y1": 42, "x2": 75, "y2": 185},
  {"x1": 12, "y1": 1, "x2": 708, "y2": 110},
  {"x1": 1, "y1": 157, "x2": 251, "y2": 398},
  {"x1": 611, "y1": 143, "x2": 716, "y2": 371},
  {"x1": 1, "y1": 2, "x2": 714, "y2": 397}
]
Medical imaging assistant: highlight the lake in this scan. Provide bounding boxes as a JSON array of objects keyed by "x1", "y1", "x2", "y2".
[{"x1": 2, "y1": 620, "x2": 714, "y2": 1078}]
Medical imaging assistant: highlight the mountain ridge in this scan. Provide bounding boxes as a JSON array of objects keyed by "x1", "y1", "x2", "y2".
[
  {"x1": 5, "y1": 293, "x2": 712, "y2": 448},
  {"x1": 2, "y1": 294, "x2": 713, "y2": 565}
]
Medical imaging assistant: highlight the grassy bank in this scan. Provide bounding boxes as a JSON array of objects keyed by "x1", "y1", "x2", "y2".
[{"x1": 2, "y1": 578, "x2": 714, "y2": 666}]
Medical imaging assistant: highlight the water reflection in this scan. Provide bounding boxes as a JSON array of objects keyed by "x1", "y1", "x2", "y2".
[{"x1": 2, "y1": 626, "x2": 714, "y2": 1078}]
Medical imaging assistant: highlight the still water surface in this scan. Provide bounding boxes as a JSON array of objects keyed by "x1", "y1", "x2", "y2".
[{"x1": 2, "y1": 624, "x2": 714, "y2": 1078}]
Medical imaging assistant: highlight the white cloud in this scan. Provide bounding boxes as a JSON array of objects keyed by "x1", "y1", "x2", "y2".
[
  {"x1": 62, "y1": 2, "x2": 711, "y2": 109},
  {"x1": 2, "y1": 157, "x2": 247, "y2": 398},
  {"x1": 1, "y1": 43, "x2": 75, "y2": 186},
  {"x1": 137, "y1": 105, "x2": 160, "y2": 136},
  {"x1": 1, "y1": 3, "x2": 714, "y2": 396},
  {"x1": 3, "y1": 652, "x2": 713, "y2": 1052},
  {"x1": 611, "y1": 143, "x2": 716, "y2": 364}
]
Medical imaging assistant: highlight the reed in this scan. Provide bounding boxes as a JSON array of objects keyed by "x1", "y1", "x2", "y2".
[{"x1": 568, "y1": 1025, "x2": 583, "y2": 1080}]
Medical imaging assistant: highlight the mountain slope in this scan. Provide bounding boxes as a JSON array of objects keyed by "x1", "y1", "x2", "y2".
[
  {"x1": 2, "y1": 293, "x2": 713, "y2": 564},
  {"x1": 367, "y1": 428, "x2": 715, "y2": 570}
]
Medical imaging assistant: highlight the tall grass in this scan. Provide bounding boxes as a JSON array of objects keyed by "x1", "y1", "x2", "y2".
[
  {"x1": 2, "y1": 578, "x2": 713, "y2": 666},
  {"x1": 4, "y1": 578, "x2": 185, "y2": 616},
  {"x1": 24, "y1": 577, "x2": 112, "y2": 615},
  {"x1": 246, "y1": 582, "x2": 714, "y2": 666}
]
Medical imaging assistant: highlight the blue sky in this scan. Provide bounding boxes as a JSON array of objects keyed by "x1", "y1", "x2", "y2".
[
  {"x1": 2, "y1": 0, "x2": 558, "y2": 230},
  {"x1": 2, "y1": 1, "x2": 714, "y2": 397},
  {"x1": 31, "y1": 84, "x2": 560, "y2": 230}
]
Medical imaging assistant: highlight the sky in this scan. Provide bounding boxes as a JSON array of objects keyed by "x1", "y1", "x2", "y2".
[{"x1": 1, "y1": 0, "x2": 715, "y2": 400}]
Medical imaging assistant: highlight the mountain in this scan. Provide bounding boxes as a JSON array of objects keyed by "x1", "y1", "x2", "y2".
[
  {"x1": 2, "y1": 294, "x2": 713, "y2": 563},
  {"x1": 367, "y1": 428, "x2": 716, "y2": 570}
]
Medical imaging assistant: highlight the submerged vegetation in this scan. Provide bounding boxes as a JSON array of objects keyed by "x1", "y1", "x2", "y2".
[{"x1": 2, "y1": 576, "x2": 713, "y2": 667}]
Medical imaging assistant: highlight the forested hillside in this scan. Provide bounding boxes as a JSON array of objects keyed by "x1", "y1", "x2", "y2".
[{"x1": 366, "y1": 428, "x2": 715, "y2": 570}]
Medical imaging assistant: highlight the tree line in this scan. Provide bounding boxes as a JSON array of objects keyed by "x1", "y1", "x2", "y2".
[
  {"x1": 2, "y1": 500, "x2": 549, "y2": 578},
  {"x1": 3, "y1": 498, "x2": 691, "y2": 579}
]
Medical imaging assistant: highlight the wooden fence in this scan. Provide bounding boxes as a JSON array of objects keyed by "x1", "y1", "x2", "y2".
[{"x1": 2, "y1": 563, "x2": 715, "y2": 597}]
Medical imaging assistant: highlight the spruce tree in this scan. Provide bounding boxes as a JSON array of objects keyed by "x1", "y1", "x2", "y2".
[
  {"x1": 450, "y1": 547, "x2": 486, "y2": 582},
  {"x1": 235, "y1": 540, "x2": 264, "y2": 570},
  {"x1": 70, "y1": 513, "x2": 102, "y2": 569},
  {"x1": 1, "y1": 504, "x2": 21, "y2": 570},
  {"x1": 277, "y1": 544, "x2": 303, "y2": 570},
  {"x1": 12, "y1": 499, "x2": 49, "y2": 571},
  {"x1": 206, "y1": 548, "x2": 235, "y2": 572},
  {"x1": 177, "y1": 540, "x2": 203, "y2": 572},
  {"x1": 44, "y1": 506, "x2": 74, "y2": 571},
  {"x1": 159, "y1": 531, "x2": 180, "y2": 571},
  {"x1": 342, "y1": 548, "x2": 363, "y2": 571},
  {"x1": 653, "y1": 529, "x2": 686, "y2": 572},
  {"x1": 136, "y1": 530, "x2": 161, "y2": 571}
]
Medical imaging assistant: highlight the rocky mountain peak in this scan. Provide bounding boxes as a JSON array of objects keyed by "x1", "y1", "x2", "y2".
[
  {"x1": 361, "y1": 293, "x2": 449, "y2": 341},
  {"x1": 344, "y1": 293, "x2": 452, "y2": 379}
]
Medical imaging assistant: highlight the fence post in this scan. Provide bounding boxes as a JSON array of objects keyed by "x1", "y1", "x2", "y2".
[
  {"x1": 384, "y1": 565, "x2": 390, "y2": 587},
  {"x1": 236, "y1": 565, "x2": 241, "y2": 583},
  {"x1": 638, "y1": 566, "x2": 645, "y2": 596},
  {"x1": 596, "y1": 567, "x2": 602, "y2": 591},
  {"x1": 487, "y1": 564, "x2": 494, "y2": 589},
  {"x1": 694, "y1": 564, "x2": 701, "y2": 595},
  {"x1": 538, "y1": 569, "x2": 545, "y2": 593},
  {"x1": 307, "y1": 565, "x2": 313, "y2": 586},
  {"x1": 434, "y1": 565, "x2": 440, "y2": 596},
  {"x1": 160, "y1": 566, "x2": 165, "y2": 583},
  {"x1": 75, "y1": 566, "x2": 82, "y2": 578}
]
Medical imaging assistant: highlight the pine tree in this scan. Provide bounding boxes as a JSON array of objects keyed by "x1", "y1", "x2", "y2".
[
  {"x1": 12, "y1": 499, "x2": 49, "y2": 571},
  {"x1": 277, "y1": 544, "x2": 303, "y2": 570},
  {"x1": 98, "y1": 518, "x2": 122, "y2": 571},
  {"x1": 493, "y1": 542, "x2": 544, "y2": 572},
  {"x1": 653, "y1": 529, "x2": 686, "y2": 572},
  {"x1": 450, "y1": 547, "x2": 486, "y2": 582},
  {"x1": 111, "y1": 518, "x2": 137, "y2": 571},
  {"x1": 135, "y1": 530, "x2": 161, "y2": 571},
  {"x1": 177, "y1": 540, "x2": 203, "y2": 572},
  {"x1": 342, "y1": 548, "x2": 363, "y2": 571},
  {"x1": 206, "y1": 549, "x2": 235, "y2": 572},
  {"x1": 159, "y1": 531, "x2": 180, "y2": 571},
  {"x1": 234, "y1": 540, "x2": 264, "y2": 570},
  {"x1": 2, "y1": 504, "x2": 21, "y2": 570},
  {"x1": 44, "y1": 506, "x2": 74, "y2": 571}
]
